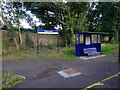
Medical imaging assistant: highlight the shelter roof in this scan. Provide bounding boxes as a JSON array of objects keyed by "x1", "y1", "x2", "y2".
[{"x1": 75, "y1": 32, "x2": 109, "y2": 35}]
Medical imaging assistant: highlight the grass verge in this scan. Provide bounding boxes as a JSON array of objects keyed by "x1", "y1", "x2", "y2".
[
  {"x1": 2, "y1": 43, "x2": 119, "y2": 61},
  {"x1": 101, "y1": 43, "x2": 119, "y2": 55},
  {"x1": 0, "y1": 73, "x2": 23, "y2": 89},
  {"x1": 46, "y1": 47, "x2": 78, "y2": 60}
]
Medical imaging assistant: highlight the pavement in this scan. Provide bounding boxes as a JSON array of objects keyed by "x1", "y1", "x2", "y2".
[{"x1": 2, "y1": 54, "x2": 120, "y2": 88}]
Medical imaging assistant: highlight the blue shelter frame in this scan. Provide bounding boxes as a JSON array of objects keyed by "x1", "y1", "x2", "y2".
[
  {"x1": 37, "y1": 30, "x2": 59, "y2": 55},
  {"x1": 75, "y1": 32, "x2": 109, "y2": 57}
]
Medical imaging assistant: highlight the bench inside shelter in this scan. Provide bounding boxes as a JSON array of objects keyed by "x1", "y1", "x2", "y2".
[{"x1": 83, "y1": 48, "x2": 101, "y2": 56}]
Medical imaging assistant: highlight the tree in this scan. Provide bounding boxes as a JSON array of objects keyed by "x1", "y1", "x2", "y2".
[
  {"x1": 24, "y1": 2, "x2": 90, "y2": 47},
  {"x1": 0, "y1": 17, "x2": 4, "y2": 29},
  {"x1": 1, "y1": 1, "x2": 29, "y2": 46},
  {"x1": 11, "y1": 2, "x2": 22, "y2": 45},
  {"x1": 0, "y1": 1, "x2": 18, "y2": 47},
  {"x1": 64, "y1": 2, "x2": 90, "y2": 47},
  {"x1": 98, "y1": 2, "x2": 119, "y2": 42},
  {"x1": 87, "y1": 2, "x2": 120, "y2": 42}
]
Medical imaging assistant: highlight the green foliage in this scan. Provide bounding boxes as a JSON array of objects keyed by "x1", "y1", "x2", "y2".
[
  {"x1": 2, "y1": 25, "x2": 8, "y2": 30},
  {"x1": 87, "y1": 2, "x2": 119, "y2": 42},
  {"x1": 2, "y1": 38, "x2": 118, "y2": 61},
  {"x1": 1, "y1": 73, "x2": 22, "y2": 89},
  {"x1": 39, "y1": 41, "x2": 57, "y2": 51},
  {"x1": 61, "y1": 48, "x2": 76, "y2": 58},
  {"x1": 8, "y1": 27, "x2": 18, "y2": 38},
  {"x1": 23, "y1": 2, "x2": 90, "y2": 47},
  {"x1": 21, "y1": 28, "x2": 37, "y2": 34},
  {"x1": 40, "y1": 47, "x2": 78, "y2": 60},
  {"x1": 60, "y1": 42, "x2": 66, "y2": 47},
  {"x1": 2, "y1": 33, "x2": 12, "y2": 56},
  {"x1": 2, "y1": 25, "x2": 18, "y2": 38},
  {"x1": 25, "y1": 32, "x2": 34, "y2": 48},
  {"x1": 101, "y1": 44, "x2": 118, "y2": 55}
]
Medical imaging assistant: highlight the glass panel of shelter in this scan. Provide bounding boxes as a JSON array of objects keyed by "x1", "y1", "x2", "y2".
[
  {"x1": 75, "y1": 34, "x2": 84, "y2": 44},
  {"x1": 92, "y1": 34, "x2": 97, "y2": 43},
  {"x1": 98, "y1": 35, "x2": 101, "y2": 43},
  {"x1": 80, "y1": 34, "x2": 84, "y2": 44},
  {"x1": 76, "y1": 33, "x2": 101, "y2": 45},
  {"x1": 85, "y1": 34, "x2": 91, "y2": 45},
  {"x1": 75, "y1": 34, "x2": 79, "y2": 44},
  {"x1": 91, "y1": 34, "x2": 101, "y2": 43}
]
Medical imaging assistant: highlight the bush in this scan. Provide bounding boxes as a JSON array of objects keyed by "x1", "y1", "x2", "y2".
[
  {"x1": 60, "y1": 42, "x2": 66, "y2": 47},
  {"x1": 25, "y1": 32, "x2": 34, "y2": 48},
  {"x1": 101, "y1": 43, "x2": 118, "y2": 55},
  {"x1": 1, "y1": 73, "x2": 22, "y2": 88}
]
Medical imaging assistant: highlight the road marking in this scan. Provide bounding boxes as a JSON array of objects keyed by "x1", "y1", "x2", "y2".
[
  {"x1": 17, "y1": 75, "x2": 26, "y2": 79},
  {"x1": 82, "y1": 72, "x2": 120, "y2": 90}
]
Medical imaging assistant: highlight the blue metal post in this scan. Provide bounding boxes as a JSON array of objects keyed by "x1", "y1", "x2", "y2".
[
  {"x1": 37, "y1": 31, "x2": 39, "y2": 55},
  {"x1": 57, "y1": 33, "x2": 59, "y2": 54}
]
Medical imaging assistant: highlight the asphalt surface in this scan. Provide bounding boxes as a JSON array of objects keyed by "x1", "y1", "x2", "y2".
[{"x1": 3, "y1": 54, "x2": 120, "y2": 88}]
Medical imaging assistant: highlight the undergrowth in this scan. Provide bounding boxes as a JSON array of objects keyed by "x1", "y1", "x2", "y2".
[
  {"x1": 101, "y1": 43, "x2": 118, "y2": 55},
  {"x1": 1, "y1": 73, "x2": 22, "y2": 89},
  {"x1": 2, "y1": 39, "x2": 119, "y2": 61}
]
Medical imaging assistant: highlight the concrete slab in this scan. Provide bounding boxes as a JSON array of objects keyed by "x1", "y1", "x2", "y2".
[
  {"x1": 58, "y1": 68, "x2": 81, "y2": 78},
  {"x1": 80, "y1": 55, "x2": 106, "y2": 60}
]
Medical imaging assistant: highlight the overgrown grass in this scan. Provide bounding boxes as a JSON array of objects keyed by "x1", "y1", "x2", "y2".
[
  {"x1": 2, "y1": 42, "x2": 119, "y2": 61},
  {"x1": 101, "y1": 43, "x2": 119, "y2": 55},
  {"x1": 0, "y1": 73, "x2": 23, "y2": 89},
  {"x1": 39, "y1": 44, "x2": 57, "y2": 51},
  {"x1": 45, "y1": 47, "x2": 78, "y2": 60},
  {"x1": 0, "y1": 40, "x2": 1, "y2": 56}
]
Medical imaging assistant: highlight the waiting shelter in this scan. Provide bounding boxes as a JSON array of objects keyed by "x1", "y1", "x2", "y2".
[{"x1": 75, "y1": 32, "x2": 109, "y2": 57}]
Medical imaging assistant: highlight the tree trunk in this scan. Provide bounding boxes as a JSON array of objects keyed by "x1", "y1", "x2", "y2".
[
  {"x1": 54, "y1": 5, "x2": 67, "y2": 47},
  {"x1": 11, "y1": 2, "x2": 22, "y2": 45},
  {"x1": 18, "y1": 24, "x2": 22, "y2": 45},
  {"x1": 0, "y1": 1, "x2": 18, "y2": 47},
  {"x1": 108, "y1": 36, "x2": 112, "y2": 43},
  {"x1": 69, "y1": 29, "x2": 73, "y2": 48},
  {"x1": 114, "y1": 32, "x2": 118, "y2": 43},
  {"x1": 62, "y1": 24, "x2": 67, "y2": 47},
  {"x1": 13, "y1": 38, "x2": 18, "y2": 47}
]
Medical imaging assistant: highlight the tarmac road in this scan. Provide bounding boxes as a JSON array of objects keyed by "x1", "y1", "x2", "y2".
[{"x1": 2, "y1": 54, "x2": 119, "y2": 88}]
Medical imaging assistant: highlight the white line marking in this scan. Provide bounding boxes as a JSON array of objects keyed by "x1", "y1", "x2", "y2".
[{"x1": 17, "y1": 75, "x2": 26, "y2": 79}]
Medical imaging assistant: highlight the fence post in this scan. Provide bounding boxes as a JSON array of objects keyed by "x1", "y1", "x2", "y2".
[{"x1": 37, "y1": 31, "x2": 39, "y2": 55}]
